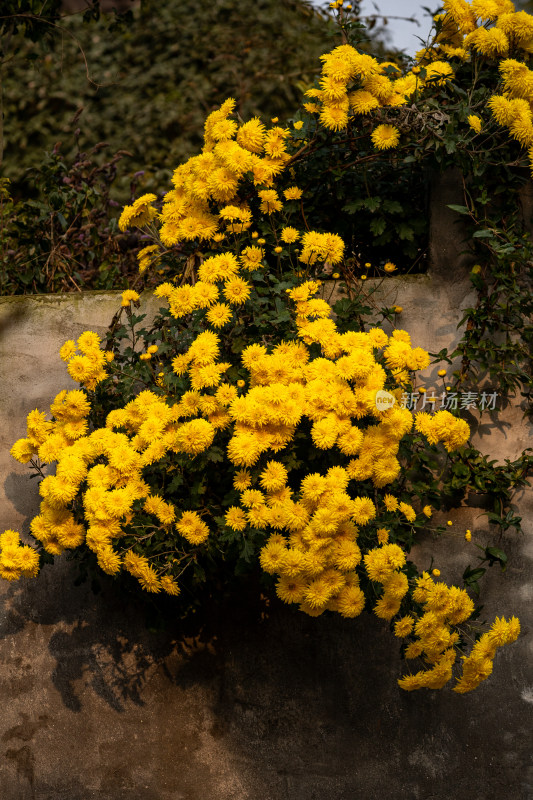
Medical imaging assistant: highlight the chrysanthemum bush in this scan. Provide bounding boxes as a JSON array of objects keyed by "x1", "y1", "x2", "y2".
[{"x1": 4, "y1": 0, "x2": 533, "y2": 693}]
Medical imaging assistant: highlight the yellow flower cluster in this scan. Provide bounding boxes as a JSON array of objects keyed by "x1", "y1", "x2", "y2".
[
  {"x1": 364, "y1": 542, "x2": 409, "y2": 621},
  {"x1": 454, "y1": 615, "x2": 521, "y2": 693},
  {"x1": 157, "y1": 98, "x2": 293, "y2": 247},
  {"x1": 36, "y1": 249, "x2": 473, "y2": 623},
  {"x1": 59, "y1": 331, "x2": 111, "y2": 390},
  {"x1": 121, "y1": 289, "x2": 140, "y2": 307},
  {"x1": 118, "y1": 193, "x2": 158, "y2": 232},
  {"x1": 299, "y1": 231, "x2": 344, "y2": 266},
  {"x1": 11, "y1": 388, "x2": 91, "y2": 465},
  {"x1": 223, "y1": 281, "x2": 427, "y2": 487},
  {"x1": 419, "y1": 1, "x2": 533, "y2": 169},
  {"x1": 309, "y1": 44, "x2": 411, "y2": 134},
  {"x1": 0, "y1": 530, "x2": 40, "y2": 582},
  {"x1": 300, "y1": 2, "x2": 533, "y2": 166},
  {"x1": 488, "y1": 58, "x2": 533, "y2": 159},
  {"x1": 4, "y1": 256, "x2": 518, "y2": 695},
  {"x1": 395, "y1": 571, "x2": 520, "y2": 692},
  {"x1": 113, "y1": 5, "x2": 533, "y2": 265},
  {"x1": 9, "y1": 382, "x2": 223, "y2": 593},
  {"x1": 251, "y1": 467, "x2": 367, "y2": 619},
  {"x1": 414, "y1": 410, "x2": 470, "y2": 452},
  {"x1": 171, "y1": 331, "x2": 233, "y2": 395},
  {"x1": 10, "y1": 390, "x2": 92, "y2": 561},
  {"x1": 304, "y1": 40, "x2": 458, "y2": 147},
  {"x1": 154, "y1": 252, "x2": 251, "y2": 325},
  {"x1": 419, "y1": 0, "x2": 521, "y2": 62},
  {"x1": 137, "y1": 244, "x2": 160, "y2": 274},
  {"x1": 6, "y1": 302, "x2": 515, "y2": 693}
]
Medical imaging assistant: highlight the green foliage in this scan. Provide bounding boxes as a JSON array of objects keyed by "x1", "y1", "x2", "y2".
[
  {"x1": 288, "y1": 117, "x2": 431, "y2": 273},
  {"x1": 0, "y1": 0, "x2": 62, "y2": 45},
  {"x1": 438, "y1": 202, "x2": 533, "y2": 404},
  {"x1": 0, "y1": 0, "x2": 341, "y2": 292},
  {"x1": 0, "y1": 136, "x2": 142, "y2": 293},
  {"x1": 2, "y1": 0, "x2": 333, "y2": 197}
]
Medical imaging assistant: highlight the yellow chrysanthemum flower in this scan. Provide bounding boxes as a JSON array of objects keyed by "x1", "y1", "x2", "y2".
[
  {"x1": 370, "y1": 124, "x2": 400, "y2": 150},
  {"x1": 118, "y1": 194, "x2": 157, "y2": 231}
]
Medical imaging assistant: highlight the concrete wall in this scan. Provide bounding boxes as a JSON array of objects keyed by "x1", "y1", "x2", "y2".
[{"x1": 1, "y1": 265, "x2": 532, "y2": 797}]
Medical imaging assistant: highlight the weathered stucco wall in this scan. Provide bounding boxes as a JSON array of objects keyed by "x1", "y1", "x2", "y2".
[{"x1": 0, "y1": 266, "x2": 532, "y2": 799}]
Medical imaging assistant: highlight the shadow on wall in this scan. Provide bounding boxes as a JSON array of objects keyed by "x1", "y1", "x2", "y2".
[
  {"x1": 0, "y1": 554, "x2": 401, "y2": 720},
  {"x1": 3, "y1": 472, "x2": 43, "y2": 529},
  {"x1": 1, "y1": 563, "x2": 181, "y2": 713},
  {"x1": 0, "y1": 300, "x2": 28, "y2": 341},
  {"x1": 1, "y1": 539, "x2": 532, "y2": 798}
]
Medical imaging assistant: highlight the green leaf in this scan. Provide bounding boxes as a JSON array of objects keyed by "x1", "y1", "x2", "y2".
[
  {"x1": 370, "y1": 218, "x2": 386, "y2": 236},
  {"x1": 444, "y1": 139, "x2": 457, "y2": 154},
  {"x1": 463, "y1": 567, "x2": 486, "y2": 581},
  {"x1": 365, "y1": 197, "x2": 381, "y2": 212},
  {"x1": 343, "y1": 200, "x2": 364, "y2": 214},
  {"x1": 382, "y1": 200, "x2": 403, "y2": 214},
  {"x1": 485, "y1": 547, "x2": 507, "y2": 568},
  {"x1": 396, "y1": 223, "x2": 414, "y2": 241},
  {"x1": 446, "y1": 204, "x2": 469, "y2": 215},
  {"x1": 167, "y1": 474, "x2": 184, "y2": 493}
]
